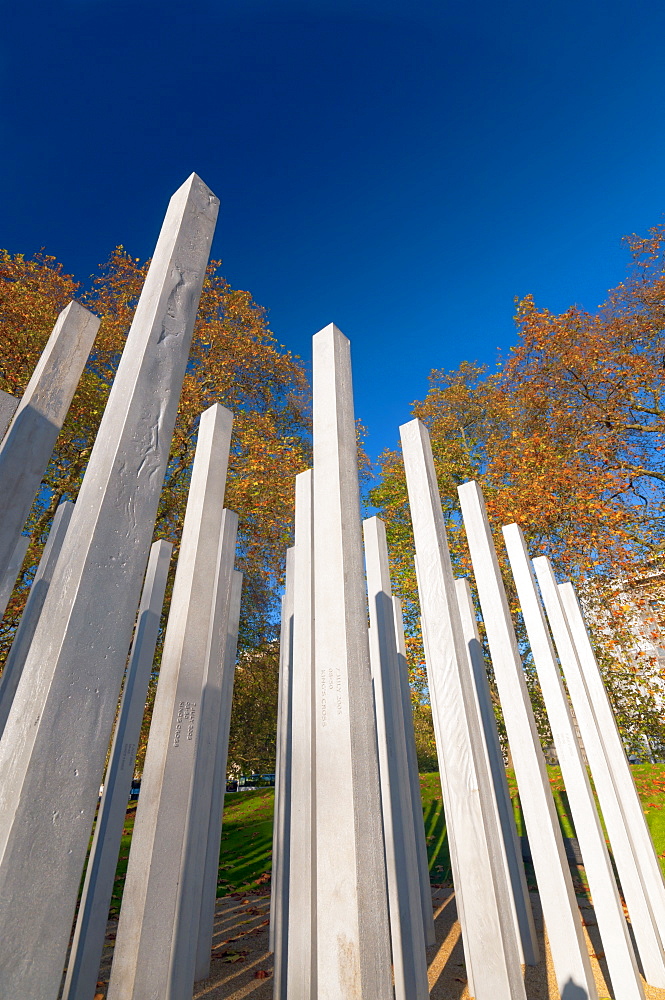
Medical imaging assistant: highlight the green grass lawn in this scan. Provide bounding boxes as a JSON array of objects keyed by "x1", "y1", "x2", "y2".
[{"x1": 107, "y1": 764, "x2": 665, "y2": 914}]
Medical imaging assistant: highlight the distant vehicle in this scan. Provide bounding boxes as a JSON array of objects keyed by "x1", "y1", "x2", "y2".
[{"x1": 227, "y1": 773, "x2": 275, "y2": 792}]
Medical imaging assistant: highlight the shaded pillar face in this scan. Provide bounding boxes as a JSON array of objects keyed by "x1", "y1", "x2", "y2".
[
  {"x1": 417, "y1": 606, "x2": 475, "y2": 997},
  {"x1": 312, "y1": 324, "x2": 393, "y2": 1000},
  {"x1": 0, "y1": 501, "x2": 75, "y2": 738},
  {"x1": 107, "y1": 403, "x2": 236, "y2": 1000},
  {"x1": 0, "y1": 389, "x2": 18, "y2": 442},
  {"x1": 506, "y1": 537, "x2": 643, "y2": 1000},
  {"x1": 62, "y1": 538, "x2": 173, "y2": 1000},
  {"x1": 0, "y1": 533, "x2": 29, "y2": 620},
  {"x1": 364, "y1": 515, "x2": 429, "y2": 1000},
  {"x1": 400, "y1": 420, "x2": 525, "y2": 1000},
  {"x1": 169, "y1": 505, "x2": 239, "y2": 997},
  {"x1": 285, "y1": 470, "x2": 317, "y2": 1000},
  {"x1": 0, "y1": 300, "x2": 100, "y2": 585},
  {"x1": 270, "y1": 546, "x2": 295, "y2": 992},
  {"x1": 195, "y1": 568, "x2": 244, "y2": 983},
  {"x1": 457, "y1": 479, "x2": 597, "y2": 1000},
  {"x1": 0, "y1": 174, "x2": 219, "y2": 1000},
  {"x1": 391, "y1": 594, "x2": 436, "y2": 950}
]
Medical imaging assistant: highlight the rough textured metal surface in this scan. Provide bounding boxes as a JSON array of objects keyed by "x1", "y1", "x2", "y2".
[
  {"x1": 509, "y1": 538, "x2": 643, "y2": 999},
  {"x1": 0, "y1": 533, "x2": 29, "y2": 620},
  {"x1": 107, "y1": 404, "x2": 235, "y2": 1000},
  {"x1": 454, "y1": 576, "x2": 539, "y2": 967},
  {"x1": 457, "y1": 480, "x2": 597, "y2": 1000},
  {"x1": 0, "y1": 389, "x2": 18, "y2": 442},
  {"x1": 364, "y1": 515, "x2": 429, "y2": 1000},
  {"x1": 0, "y1": 502, "x2": 73, "y2": 738},
  {"x1": 0, "y1": 174, "x2": 218, "y2": 1000},
  {"x1": 195, "y1": 569, "x2": 244, "y2": 982},
  {"x1": 270, "y1": 546, "x2": 294, "y2": 994},
  {"x1": 0, "y1": 301, "x2": 99, "y2": 584},
  {"x1": 392, "y1": 596, "x2": 436, "y2": 949},
  {"x1": 313, "y1": 324, "x2": 392, "y2": 1000},
  {"x1": 401, "y1": 422, "x2": 525, "y2": 1000},
  {"x1": 63, "y1": 539, "x2": 172, "y2": 1000},
  {"x1": 554, "y1": 574, "x2": 665, "y2": 987},
  {"x1": 285, "y1": 471, "x2": 317, "y2": 999}
]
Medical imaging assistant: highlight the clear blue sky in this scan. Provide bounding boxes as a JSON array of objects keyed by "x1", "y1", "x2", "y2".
[{"x1": 3, "y1": 0, "x2": 665, "y2": 462}]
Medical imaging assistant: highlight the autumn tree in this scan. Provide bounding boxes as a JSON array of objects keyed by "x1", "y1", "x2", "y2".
[
  {"x1": 0, "y1": 247, "x2": 310, "y2": 772},
  {"x1": 226, "y1": 642, "x2": 280, "y2": 776},
  {"x1": 372, "y1": 226, "x2": 665, "y2": 757}
]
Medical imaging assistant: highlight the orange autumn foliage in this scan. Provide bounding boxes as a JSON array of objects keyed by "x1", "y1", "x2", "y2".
[
  {"x1": 373, "y1": 226, "x2": 665, "y2": 754},
  {"x1": 0, "y1": 247, "x2": 311, "y2": 771}
]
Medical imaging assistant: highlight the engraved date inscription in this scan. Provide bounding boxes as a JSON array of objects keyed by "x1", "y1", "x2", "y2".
[{"x1": 173, "y1": 700, "x2": 197, "y2": 747}]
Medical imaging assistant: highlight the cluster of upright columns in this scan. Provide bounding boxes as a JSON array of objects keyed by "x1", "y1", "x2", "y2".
[
  {"x1": 0, "y1": 175, "x2": 244, "y2": 1000},
  {"x1": 402, "y1": 421, "x2": 526, "y2": 1000},
  {"x1": 63, "y1": 538, "x2": 173, "y2": 1000},
  {"x1": 0, "y1": 172, "x2": 664, "y2": 1000},
  {"x1": 270, "y1": 336, "x2": 665, "y2": 1000},
  {"x1": 454, "y1": 476, "x2": 665, "y2": 998},
  {"x1": 273, "y1": 325, "x2": 436, "y2": 1000}
]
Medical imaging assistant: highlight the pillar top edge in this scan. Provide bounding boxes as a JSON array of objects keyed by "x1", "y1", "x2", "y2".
[
  {"x1": 174, "y1": 171, "x2": 218, "y2": 202},
  {"x1": 457, "y1": 478, "x2": 481, "y2": 497},
  {"x1": 199, "y1": 402, "x2": 234, "y2": 422},
  {"x1": 312, "y1": 321, "x2": 348, "y2": 343},
  {"x1": 398, "y1": 416, "x2": 425, "y2": 436},
  {"x1": 59, "y1": 300, "x2": 101, "y2": 325}
]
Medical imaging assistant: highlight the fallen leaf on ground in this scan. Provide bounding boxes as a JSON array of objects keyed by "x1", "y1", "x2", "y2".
[
  {"x1": 212, "y1": 949, "x2": 248, "y2": 963},
  {"x1": 254, "y1": 970, "x2": 270, "y2": 979}
]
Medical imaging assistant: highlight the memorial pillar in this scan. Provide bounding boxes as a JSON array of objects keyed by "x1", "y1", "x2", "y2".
[
  {"x1": 194, "y1": 568, "x2": 244, "y2": 983},
  {"x1": 457, "y1": 480, "x2": 597, "y2": 1000},
  {"x1": 0, "y1": 300, "x2": 99, "y2": 584},
  {"x1": 0, "y1": 501, "x2": 74, "y2": 737},
  {"x1": 0, "y1": 533, "x2": 30, "y2": 620},
  {"x1": 454, "y1": 576, "x2": 538, "y2": 967},
  {"x1": 401, "y1": 421, "x2": 525, "y2": 1000},
  {"x1": 392, "y1": 595, "x2": 436, "y2": 948},
  {"x1": 63, "y1": 538, "x2": 172, "y2": 1000},
  {"x1": 546, "y1": 569, "x2": 665, "y2": 987},
  {"x1": 286, "y1": 471, "x2": 317, "y2": 999},
  {"x1": 505, "y1": 531, "x2": 643, "y2": 1000},
  {"x1": 0, "y1": 174, "x2": 218, "y2": 1000},
  {"x1": 270, "y1": 546, "x2": 294, "y2": 995},
  {"x1": 418, "y1": 606, "x2": 475, "y2": 997},
  {"x1": 0, "y1": 389, "x2": 18, "y2": 442},
  {"x1": 364, "y1": 515, "x2": 429, "y2": 1000},
  {"x1": 107, "y1": 403, "x2": 236, "y2": 1000},
  {"x1": 313, "y1": 324, "x2": 392, "y2": 1000}
]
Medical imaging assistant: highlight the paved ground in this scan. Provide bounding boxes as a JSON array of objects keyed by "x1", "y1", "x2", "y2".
[{"x1": 86, "y1": 888, "x2": 665, "y2": 1000}]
